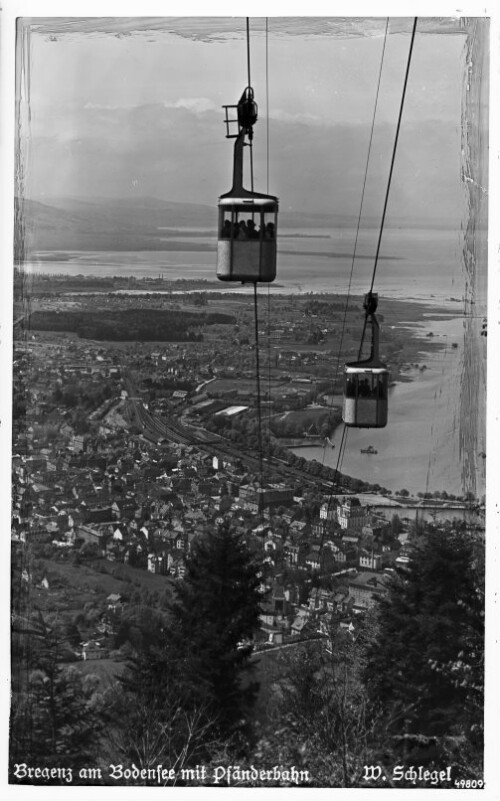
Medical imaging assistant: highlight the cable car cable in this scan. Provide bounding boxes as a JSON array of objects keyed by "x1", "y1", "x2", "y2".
[
  {"x1": 216, "y1": 19, "x2": 278, "y2": 494},
  {"x1": 265, "y1": 17, "x2": 270, "y2": 195},
  {"x1": 320, "y1": 18, "x2": 388, "y2": 469},
  {"x1": 247, "y1": 19, "x2": 263, "y2": 487},
  {"x1": 311, "y1": 423, "x2": 349, "y2": 613},
  {"x1": 358, "y1": 17, "x2": 418, "y2": 358},
  {"x1": 267, "y1": 287, "x2": 272, "y2": 461},
  {"x1": 314, "y1": 19, "x2": 416, "y2": 616},
  {"x1": 369, "y1": 17, "x2": 417, "y2": 296},
  {"x1": 253, "y1": 282, "x2": 264, "y2": 486},
  {"x1": 246, "y1": 17, "x2": 252, "y2": 89},
  {"x1": 343, "y1": 18, "x2": 417, "y2": 429},
  {"x1": 265, "y1": 18, "x2": 273, "y2": 470},
  {"x1": 321, "y1": 18, "x2": 389, "y2": 467},
  {"x1": 246, "y1": 18, "x2": 255, "y2": 194}
]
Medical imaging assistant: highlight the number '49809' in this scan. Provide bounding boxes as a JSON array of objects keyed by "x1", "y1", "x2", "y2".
[{"x1": 454, "y1": 779, "x2": 484, "y2": 789}]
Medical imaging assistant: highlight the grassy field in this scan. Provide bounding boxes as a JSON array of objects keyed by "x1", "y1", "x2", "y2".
[
  {"x1": 274, "y1": 407, "x2": 332, "y2": 425},
  {"x1": 208, "y1": 377, "x2": 285, "y2": 394},
  {"x1": 38, "y1": 556, "x2": 175, "y2": 613}
]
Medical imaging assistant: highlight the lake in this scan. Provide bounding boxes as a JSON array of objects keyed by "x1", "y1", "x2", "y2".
[
  {"x1": 23, "y1": 224, "x2": 486, "y2": 500},
  {"x1": 292, "y1": 314, "x2": 486, "y2": 498},
  {"x1": 27, "y1": 225, "x2": 477, "y2": 306}
]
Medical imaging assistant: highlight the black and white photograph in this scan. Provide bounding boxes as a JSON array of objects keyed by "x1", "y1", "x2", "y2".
[{"x1": 2, "y1": 1, "x2": 498, "y2": 794}]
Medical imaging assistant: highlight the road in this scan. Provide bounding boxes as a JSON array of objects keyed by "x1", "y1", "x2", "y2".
[{"x1": 252, "y1": 636, "x2": 323, "y2": 658}]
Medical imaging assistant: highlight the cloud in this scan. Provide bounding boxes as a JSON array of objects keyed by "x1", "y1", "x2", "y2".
[
  {"x1": 270, "y1": 109, "x2": 324, "y2": 126},
  {"x1": 164, "y1": 97, "x2": 217, "y2": 114},
  {"x1": 83, "y1": 102, "x2": 122, "y2": 110},
  {"x1": 82, "y1": 98, "x2": 217, "y2": 114},
  {"x1": 26, "y1": 100, "x2": 462, "y2": 224}
]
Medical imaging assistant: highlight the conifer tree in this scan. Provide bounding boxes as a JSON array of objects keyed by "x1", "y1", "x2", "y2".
[
  {"x1": 272, "y1": 614, "x2": 376, "y2": 787},
  {"x1": 167, "y1": 522, "x2": 263, "y2": 738},
  {"x1": 364, "y1": 526, "x2": 484, "y2": 748},
  {"x1": 115, "y1": 522, "x2": 263, "y2": 762},
  {"x1": 110, "y1": 647, "x2": 215, "y2": 776},
  {"x1": 10, "y1": 615, "x2": 104, "y2": 778}
]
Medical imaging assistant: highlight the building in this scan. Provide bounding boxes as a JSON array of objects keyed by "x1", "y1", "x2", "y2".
[
  {"x1": 338, "y1": 497, "x2": 366, "y2": 531},
  {"x1": 239, "y1": 483, "x2": 294, "y2": 512},
  {"x1": 319, "y1": 501, "x2": 338, "y2": 522},
  {"x1": 148, "y1": 553, "x2": 172, "y2": 575},
  {"x1": 359, "y1": 550, "x2": 384, "y2": 571},
  {"x1": 106, "y1": 593, "x2": 123, "y2": 611},
  {"x1": 77, "y1": 525, "x2": 109, "y2": 553},
  {"x1": 81, "y1": 640, "x2": 109, "y2": 660},
  {"x1": 348, "y1": 572, "x2": 390, "y2": 610}
]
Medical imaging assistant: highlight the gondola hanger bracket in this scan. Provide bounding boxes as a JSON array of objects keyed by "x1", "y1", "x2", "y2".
[{"x1": 364, "y1": 291, "x2": 378, "y2": 317}]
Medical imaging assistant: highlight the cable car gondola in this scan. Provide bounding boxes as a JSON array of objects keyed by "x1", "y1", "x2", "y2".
[
  {"x1": 217, "y1": 87, "x2": 278, "y2": 283},
  {"x1": 343, "y1": 292, "x2": 389, "y2": 428}
]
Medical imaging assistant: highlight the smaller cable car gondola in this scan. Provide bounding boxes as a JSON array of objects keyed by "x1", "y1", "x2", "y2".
[
  {"x1": 217, "y1": 87, "x2": 278, "y2": 283},
  {"x1": 343, "y1": 293, "x2": 389, "y2": 428}
]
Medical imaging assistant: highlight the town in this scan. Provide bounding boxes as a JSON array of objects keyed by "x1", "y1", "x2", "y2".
[{"x1": 12, "y1": 278, "x2": 483, "y2": 677}]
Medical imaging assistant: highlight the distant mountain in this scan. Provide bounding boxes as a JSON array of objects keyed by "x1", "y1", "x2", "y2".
[
  {"x1": 17, "y1": 195, "x2": 459, "y2": 256},
  {"x1": 43, "y1": 195, "x2": 218, "y2": 229},
  {"x1": 16, "y1": 196, "x2": 217, "y2": 253}
]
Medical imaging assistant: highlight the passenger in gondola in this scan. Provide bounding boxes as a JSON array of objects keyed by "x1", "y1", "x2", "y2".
[
  {"x1": 220, "y1": 219, "x2": 231, "y2": 238},
  {"x1": 246, "y1": 219, "x2": 259, "y2": 239},
  {"x1": 265, "y1": 221, "x2": 275, "y2": 240},
  {"x1": 359, "y1": 378, "x2": 371, "y2": 397},
  {"x1": 239, "y1": 219, "x2": 249, "y2": 239},
  {"x1": 346, "y1": 377, "x2": 356, "y2": 398},
  {"x1": 376, "y1": 377, "x2": 386, "y2": 399}
]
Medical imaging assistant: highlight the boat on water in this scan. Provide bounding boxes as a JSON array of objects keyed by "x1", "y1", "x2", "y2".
[{"x1": 360, "y1": 445, "x2": 378, "y2": 454}]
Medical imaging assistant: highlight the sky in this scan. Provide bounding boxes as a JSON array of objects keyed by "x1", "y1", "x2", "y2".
[{"x1": 18, "y1": 16, "x2": 483, "y2": 222}]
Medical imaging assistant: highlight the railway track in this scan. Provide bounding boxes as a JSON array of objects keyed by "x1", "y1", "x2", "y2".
[
  {"x1": 128, "y1": 399, "x2": 483, "y2": 514},
  {"x1": 126, "y1": 392, "x2": 340, "y2": 492}
]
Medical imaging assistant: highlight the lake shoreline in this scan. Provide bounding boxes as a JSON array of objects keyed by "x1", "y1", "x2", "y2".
[{"x1": 290, "y1": 314, "x2": 484, "y2": 498}]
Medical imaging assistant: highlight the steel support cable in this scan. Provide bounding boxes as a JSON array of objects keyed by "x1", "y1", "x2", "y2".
[
  {"x1": 246, "y1": 17, "x2": 255, "y2": 193},
  {"x1": 254, "y1": 282, "x2": 264, "y2": 487},
  {"x1": 265, "y1": 17, "x2": 270, "y2": 195},
  {"x1": 370, "y1": 15, "x2": 418, "y2": 293},
  {"x1": 312, "y1": 423, "x2": 349, "y2": 612},
  {"x1": 246, "y1": 17, "x2": 252, "y2": 88},
  {"x1": 250, "y1": 142, "x2": 255, "y2": 194},
  {"x1": 244, "y1": 18, "x2": 264, "y2": 489},
  {"x1": 267, "y1": 288, "x2": 272, "y2": 463},
  {"x1": 314, "y1": 18, "x2": 418, "y2": 617},
  {"x1": 265, "y1": 18, "x2": 272, "y2": 468},
  {"x1": 314, "y1": 370, "x2": 349, "y2": 611},
  {"x1": 358, "y1": 16, "x2": 418, "y2": 359},
  {"x1": 314, "y1": 19, "x2": 419, "y2": 621},
  {"x1": 321, "y1": 18, "x2": 390, "y2": 469}
]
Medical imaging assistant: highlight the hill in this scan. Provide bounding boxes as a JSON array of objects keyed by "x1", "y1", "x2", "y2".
[
  {"x1": 17, "y1": 195, "x2": 460, "y2": 256},
  {"x1": 17, "y1": 196, "x2": 216, "y2": 253}
]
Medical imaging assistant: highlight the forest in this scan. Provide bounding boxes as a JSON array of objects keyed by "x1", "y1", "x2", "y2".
[
  {"x1": 26, "y1": 309, "x2": 235, "y2": 342},
  {"x1": 10, "y1": 520, "x2": 484, "y2": 787}
]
